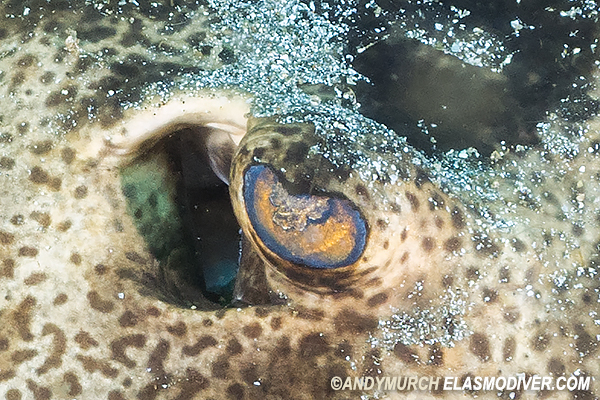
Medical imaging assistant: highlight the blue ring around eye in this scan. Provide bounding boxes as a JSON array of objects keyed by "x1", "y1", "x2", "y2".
[{"x1": 243, "y1": 164, "x2": 367, "y2": 269}]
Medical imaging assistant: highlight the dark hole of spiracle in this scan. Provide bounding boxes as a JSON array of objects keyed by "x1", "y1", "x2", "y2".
[{"x1": 120, "y1": 128, "x2": 244, "y2": 310}]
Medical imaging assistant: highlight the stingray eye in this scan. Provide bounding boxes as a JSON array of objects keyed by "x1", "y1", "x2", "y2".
[{"x1": 243, "y1": 164, "x2": 367, "y2": 269}]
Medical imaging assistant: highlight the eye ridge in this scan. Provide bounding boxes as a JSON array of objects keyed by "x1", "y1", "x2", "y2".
[{"x1": 243, "y1": 164, "x2": 367, "y2": 270}]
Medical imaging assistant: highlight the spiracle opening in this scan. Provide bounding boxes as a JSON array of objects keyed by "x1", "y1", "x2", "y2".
[{"x1": 119, "y1": 128, "x2": 241, "y2": 309}]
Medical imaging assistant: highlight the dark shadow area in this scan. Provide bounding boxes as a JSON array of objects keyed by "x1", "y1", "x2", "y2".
[
  {"x1": 119, "y1": 129, "x2": 241, "y2": 309},
  {"x1": 354, "y1": 39, "x2": 540, "y2": 155},
  {"x1": 316, "y1": 0, "x2": 600, "y2": 155}
]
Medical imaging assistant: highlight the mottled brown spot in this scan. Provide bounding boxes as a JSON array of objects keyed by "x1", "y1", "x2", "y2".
[
  {"x1": 429, "y1": 191, "x2": 445, "y2": 210},
  {"x1": 12, "y1": 296, "x2": 36, "y2": 341},
  {"x1": 355, "y1": 184, "x2": 370, "y2": 200},
  {"x1": 414, "y1": 169, "x2": 430, "y2": 188},
  {"x1": 167, "y1": 321, "x2": 187, "y2": 337},
  {"x1": 389, "y1": 202, "x2": 401, "y2": 213},
  {"x1": 362, "y1": 348, "x2": 382, "y2": 378},
  {"x1": 335, "y1": 341, "x2": 353, "y2": 360},
  {"x1": 428, "y1": 343, "x2": 443, "y2": 366},
  {"x1": 572, "y1": 223, "x2": 584, "y2": 237},
  {"x1": 0, "y1": 157, "x2": 15, "y2": 170},
  {"x1": 37, "y1": 323, "x2": 67, "y2": 375},
  {"x1": 94, "y1": 264, "x2": 107, "y2": 275},
  {"x1": 122, "y1": 377, "x2": 132, "y2": 388},
  {"x1": 202, "y1": 318, "x2": 213, "y2": 327},
  {"x1": 499, "y1": 266, "x2": 510, "y2": 283},
  {"x1": 254, "y1": 307, "x2": 270, "y2": 318},
  {"x1": 29, "y1": 166, "x2": 49, "y2": 184},
  {"x1": 16, "y1": 54, "x2": 36, "y2": 68},
  {"x1": 45, "y1": 86, "x2": 78, "y2": 107},
  {"x1": 12, "y1": 349, "x2": 38, "y2": 364},
  {"x1": 334, "y1": 309, "x2": 378, "y2": 334},
  {"x1": 74, "y1": 185, "x2": 88, "y2": 199},
  {"x1": 29, "y1": 140, "x2": 53, "y2": 155},
  {"x1": 18, "y1": 246, "x2": 38, "y2": 257},
  {"x1": 182, "y1": 335, "x2": 217, "y2": 357},
  {"x1": 574, "y1": 325, "x2": 598, "y2": 357},
  {"x1": 270, "y1": 336, "x2": 292, "y2": 363},
  {"x1": 451, "y1": 206, "x2": 465, "y2": 228},
  {"x1": 69, "y1": 253, "x2": 82, "y2": 265},
  {"x1": 295, "y1": 307, "x2": 324, "y2": 321},
  {"x1": 364, "y1": 277, "x2": 382, "y2": 288},
  {"x1": 270, "y1": 316, "x2": 282, "y2": 331},
  {"x1": 74, "y1": 331, "x2": 98, "y2": 350},
  {"x1": 242, "y1": 322, "x2": 263, "y2": 339},
  {"x1": 10, "y1": 215, "x2": 24, "y2": 225},
  {"x1": 466, "y1": 267, "x2": 480, "y2": 281},
  {"x1": 110, "y1": 334, "x2": 147, "y2": 368},
  {"x1": 470, "y1": 332, "x2": 491, "y2": 362},
  {"x1": 376, "y1": 219, "x2": 388, "y2": 230},
  {"x1": 226, "y1": 338, "x2": 243, "y2": 355},
  {"x1": 442, "y1": 274, "x2": 454, "y2": 288},
  {"x1": 582, "y1": 289, "x2": 595, "y2": 305},
  {"x1": 503, "y1": 336, "x2": 516, "y2": 361},
  {"x1": 482, "y1": 288, "x2": 498, "y2": 303},
  {"x1": 30, "y1": 212, "x2": 51, "y2": 228},
  {"x1": 211, "y1": 357, "x2": 230, "y2": 379},
  {"x1": 137, "y1": 339, "x2": 170, "y2": 397},
  {"x1": 444, "y1": 237, "x2": 462, "y2": 252},
  {"x1": 0, "y1": 231, "x2": 15, "y2": 245},
  {"x1": 61, "y1": 147, "x2": 76, "y2": 164},
  {"x1": 0, "y1": 370, "x2": 16, "y2": 382},
  {"x1": 299, "y1": 333, "x2": 329, "y2": 358},
  {"x1": 400, "y1": 251, "x2": 409, "y2": 264},
  {"x1": 215, "y1": 309, "x2": 228, "y2": 319},
  {"x1": 0, "y1": 337, "x2": 9, "y2": 352},
  {"x1": 76, "y1": 355, "x2": 118, "y2": 378},
  {"x1": 0, "y1": 258, "x2": 15, "y2": 279},
  {"x1": 12, "y1": 72, "x2": 25, "y2": 86},
  {"x1": 524, "y1": 268, "x2": 535, "y2": 284},
  {"x1": 146, "y1": 307, "x2": 160, "y2": 317},
  {"x1": 39, "y1": 70, "x2": 55, "y2": 84},
  {"x1": 87, "y1": 291, "x2": 114, "y2": 313},
  {"x1": 367, "y1": 292, "x2": 388, "y2": 308},
  {"x1": 124, "y1": 251, "x2": 146, "y2": 265},
  {"x1": 511, "y1": 237, "x2": 526, "y2": 252},
  {"x1": 57, "y1": 220, "x2": 72, "y2": 232},
  {"x1": 405, "y1": 191, "x2": 420, "y2": 211},
  {"x1": 48, "y1": 177, "x2": 62, "y2": 192},
  {"x1": 400, "y1": 227, "x2": 408, "y2": 242},
  {"x1": 532, "y1": 332, "x2": 550, "y2": 352},
  {"x1": 172, "y1": 368, "x2": 209, "y2": 399},
  {"x1": 383, "y1": 240, "x2": 389, "y2": 249},
  {"x1": 24, "y1": 272, "x2": 47, "y2": 286},
  {"x1": 26, "y1": 380, "x2": 51, "y2": 400},
  {"x1": 421, "y1": 237, "x2": 436, "y2": 252},
  {"x1": 548, "y1": 358, "x2": 565, "y2": 376},
  {"x1": 227, "y1": 383, "x2": 245, "y2": 400},
  {"x1": 108, "y1": 391, "x2": 126, "y2": 400},
  {"x1": 473, "y1": 233, "x2": 500, "y2": 257},
  {"x1": 434, "y1": 216, "x2": 444, "y2": 228},
  {"x1": 393, "y1": 342, "x2": 419, "y2": 364},
  {"x1": 241, "y1": 363, "x2": 259, "y2": 385},
  {"x1": 6, "y1": 389, "x2": 21, "y2": 400},
  {"x1": 63, "y1": 372, "x2": 82, "y2": 396},
  {"x1": 118, "y1": 310, "x2": 138, "y2": 328},
  {"x1": 503, "y1": 308, "x2": 521, "y2": 323},
  {"x1": 17, "y1": 122, "x2": 28, "y2": 134}
]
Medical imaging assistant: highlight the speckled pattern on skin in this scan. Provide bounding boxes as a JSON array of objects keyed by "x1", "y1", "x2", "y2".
[{"x1": 0, "y1": 1, "x2": 599, "y2": 400}]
